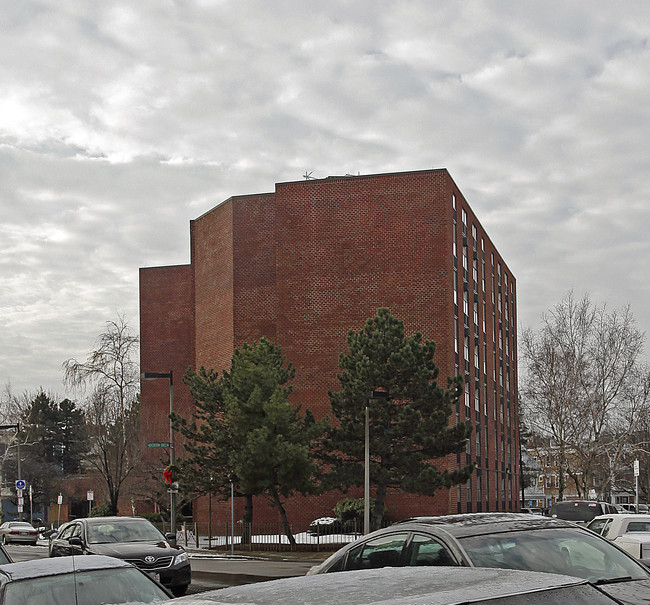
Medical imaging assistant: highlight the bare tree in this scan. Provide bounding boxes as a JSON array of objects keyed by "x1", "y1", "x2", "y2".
[
  {"x1": 63, "y1": 315, "x2": 141, "y2": 514},
  {"x1": 521, "y1": 292, "x2": 648, "y2": 501}
]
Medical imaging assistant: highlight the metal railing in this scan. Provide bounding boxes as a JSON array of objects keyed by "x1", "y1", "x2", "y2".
[{"x1": 154, "y1": 520, "x2": 367, "y2": 552}]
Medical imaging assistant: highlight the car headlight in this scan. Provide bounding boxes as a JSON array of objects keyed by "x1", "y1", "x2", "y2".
[{"x1": 174, "y1": 552, "x2": 189, "y2": 565}]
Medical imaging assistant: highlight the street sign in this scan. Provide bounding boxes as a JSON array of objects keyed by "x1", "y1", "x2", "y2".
[
  {"x1": 17, "y1": 505, "x2": 23, "y2": 513},
  {"x1": 16, "y1": 489, "x2": 22, "y2": 498},
  {"x1": 15, "y1": 479, "x2": 25, "y2": 490},
  {"x1": 147, "y1": 442, "x2": 171, "y2": 448},
  {"x1": 635, "y1": 459, "x2": 640, "y2": 477},
  {"x1": 57, "y1": 494, "x2": 63, "y2": 505},
  {"x1": 87, "y1": 490, "x2": 94, "y2": 501},
  {"x1": 17, "y1": 497, "x2": 23, "y2": 506}
]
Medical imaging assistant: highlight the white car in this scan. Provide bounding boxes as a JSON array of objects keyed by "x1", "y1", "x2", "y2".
[{"x1": 587, "y1": 513, "x2": 650, "y2": 565}]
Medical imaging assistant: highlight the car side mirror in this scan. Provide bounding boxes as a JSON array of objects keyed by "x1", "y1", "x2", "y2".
[
  {"x1": 69, "y1": 537, "x2": 84, "y2": 547},
  {"x1": 165, "y1": 532, "x2": 177, "y2": 546}
]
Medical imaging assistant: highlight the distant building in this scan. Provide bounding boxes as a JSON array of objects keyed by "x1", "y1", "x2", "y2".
[{"x1": 139, "y1": 169, "x2": 519, "y2": 527}]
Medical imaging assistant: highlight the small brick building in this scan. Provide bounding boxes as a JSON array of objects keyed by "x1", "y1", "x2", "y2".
[{"x1": 139, "y1": 169, "x2": 519, "y2": 528}]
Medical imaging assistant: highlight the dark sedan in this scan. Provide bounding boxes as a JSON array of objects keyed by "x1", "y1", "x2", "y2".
[
  {"x1": 0, "y1": 555, "x2": 170, "y2": 604},
  {"x1": 49, "y1": 516, "x2": 190, "y2": 596},
  {"x1": 307, "y1": 513, "x2": 650, "y2": 605}
]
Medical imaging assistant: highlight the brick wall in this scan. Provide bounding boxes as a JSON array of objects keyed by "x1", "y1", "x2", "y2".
[{"x1": 140, "y1": 169, "x2": 519, "y2": 528}]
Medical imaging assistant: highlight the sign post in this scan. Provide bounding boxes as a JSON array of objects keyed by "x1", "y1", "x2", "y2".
[
  {"x1": 57, "y1": 494, "x2": 63, "y2": 527},
  {"x1": 87, "y1": 490, "x2": 94, "y2": 515},
  {"x1": 635, "y1": 460, "x2": 640, "y2": 512}
]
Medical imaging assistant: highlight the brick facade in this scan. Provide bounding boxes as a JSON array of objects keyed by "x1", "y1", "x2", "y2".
[{"x1": 139, "y1": 169, "x2": 519, "y2": 529}]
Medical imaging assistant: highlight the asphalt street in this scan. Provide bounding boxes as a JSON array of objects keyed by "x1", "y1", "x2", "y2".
[{"x1": 4, "y1": 544, "x2": 329, "y2": 595}]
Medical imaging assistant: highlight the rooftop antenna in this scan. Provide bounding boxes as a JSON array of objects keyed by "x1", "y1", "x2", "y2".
[{"x1": 303, "y1": 171, "x2": 316, "y2": 180}]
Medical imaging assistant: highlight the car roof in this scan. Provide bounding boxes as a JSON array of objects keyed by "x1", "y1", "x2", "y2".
[
  {"x1": 0, "y1": 555, "x2": 132, "y2": 582},
  {"x1": 169, "y1": 567, "x2": 590, "y2": 605},
  {"x1": 591, "y1": 514, "x2": 650, "y2": 521},
  {"x1": 77, "y1": 516, "x2": 151, "y2": 525},
  {"x1": 392, "y1": 512, "x2": 576, "y2": 538}
]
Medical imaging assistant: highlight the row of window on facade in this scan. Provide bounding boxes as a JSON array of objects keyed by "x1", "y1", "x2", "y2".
[{"x1": 458, "y1": 471, "x2": 516, "y2": 512}]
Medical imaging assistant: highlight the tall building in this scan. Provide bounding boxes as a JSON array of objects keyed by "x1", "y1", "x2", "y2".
[{"x1": 139, "y1": 169, "x2": 519, "y2": 526}]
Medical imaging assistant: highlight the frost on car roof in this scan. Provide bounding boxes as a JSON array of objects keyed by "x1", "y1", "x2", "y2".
[{"x1": 170, "y1": 566, "x2": 588, "y2": 605}]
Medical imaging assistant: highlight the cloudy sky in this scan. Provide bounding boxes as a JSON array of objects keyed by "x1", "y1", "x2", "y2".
[{"x1": 1, "y1": 1, "x2": 649, "y2": 398}]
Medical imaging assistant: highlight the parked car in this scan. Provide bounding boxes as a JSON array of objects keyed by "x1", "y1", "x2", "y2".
[
  {"x1": 48, "y1": 516, "x2": 190, "y2": 596},
  {"x1": 549, "y1": 500, "x2": 618, "y2": 524},
  {"x1": 0, "y1": 555, "x2": 170, "y2": 604},
  {"x1": 307, "y1": 513, "x2": 650, "y2": 604},
  {"x1": 0, "y1": 522, "x2": 39, "y2": 545},
  {"x1": 587, "y1": 513, "x2": 650, "y2": 565},
  {"x1": 622, "y1": 503, "x2": 650, "y2": 514},
  {"x1": 169, "y1": 566, "x2": 622, "y2": 604}
]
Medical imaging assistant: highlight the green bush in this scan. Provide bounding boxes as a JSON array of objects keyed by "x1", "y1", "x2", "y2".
[
  {"x1": 333, "y1": 497, "x2": 375, "y2": 531},
  {"x1": 89, "y1": 502, "x2": 113, "y2": 517}
]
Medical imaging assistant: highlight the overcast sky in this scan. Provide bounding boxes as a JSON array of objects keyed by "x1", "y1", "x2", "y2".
[{"x1": 1, "y1": 1, "x2": 649, "y2": 399}]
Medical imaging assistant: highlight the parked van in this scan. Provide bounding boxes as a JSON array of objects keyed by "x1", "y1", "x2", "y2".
[{"x1": 549, "y1": 500, "x2": 618, "y2": 524}]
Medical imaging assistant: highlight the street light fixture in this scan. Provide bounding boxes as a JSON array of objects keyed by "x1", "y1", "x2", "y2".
[
  {"x1": 364, "y1": 389, "x2": 389, "y2": 535},
  {"x1": 141, "y1": 371, "x2": 176, "y2": 537}
]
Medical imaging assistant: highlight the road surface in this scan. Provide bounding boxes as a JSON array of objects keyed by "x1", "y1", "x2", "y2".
[{"x1": 4, "y1": 544, "x2": 326, "y2": 595}]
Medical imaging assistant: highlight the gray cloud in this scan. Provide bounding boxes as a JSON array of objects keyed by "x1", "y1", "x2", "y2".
[{"x1": 1, "y1": 0, "x2": 649, "y2": 396}]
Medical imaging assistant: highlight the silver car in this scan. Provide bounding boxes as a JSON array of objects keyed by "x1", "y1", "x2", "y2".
[{"x1": 0, "y1": 522, "x2": 38, "y2": 545}]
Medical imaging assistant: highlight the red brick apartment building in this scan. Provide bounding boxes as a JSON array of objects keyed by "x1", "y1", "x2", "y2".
[{"x1": 139, "y1": 169, "x2": 519, "y2": 528}]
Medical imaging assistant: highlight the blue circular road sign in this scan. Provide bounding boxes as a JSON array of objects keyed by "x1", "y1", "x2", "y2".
[{"x1": 15, "y1": 480, "x2": 26, "y2": 490}]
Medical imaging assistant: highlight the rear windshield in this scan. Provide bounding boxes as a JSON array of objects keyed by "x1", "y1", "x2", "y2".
[{"x1": 551, "y1": 502, "x2": 602, "y2": 522}]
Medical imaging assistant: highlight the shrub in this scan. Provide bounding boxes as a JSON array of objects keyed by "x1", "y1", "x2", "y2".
[{"x1": 89, "y1": 502, "x2": 113, "y2": 517}]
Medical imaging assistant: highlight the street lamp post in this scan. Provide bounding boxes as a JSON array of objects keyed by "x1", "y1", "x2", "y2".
[
  {"x1": 141, "y1": 371, "x2": 176, "y2": 537},
  {"x1": 364, "y1": 389, "x2": 389, "y2": 535}
]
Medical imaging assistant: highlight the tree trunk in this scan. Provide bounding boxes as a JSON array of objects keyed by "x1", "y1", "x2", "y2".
[
  {"x1": 241, "y1": 494, "x2": 253, "y2": 544},
  {"x1": 270, "y1": 487, "x2": 296, "y2": 546}
]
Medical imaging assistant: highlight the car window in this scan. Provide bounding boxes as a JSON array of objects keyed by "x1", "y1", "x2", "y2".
[
  {"x1": 459, "y1": 527, "x2": 650, "y2": 582},
  {"x1": 3, "y1": 567, "x2": 168, "y2": 605},
  {"x1": 3, "y1": 573, "x2": 76, "y2": 605},
  {"x1": 587, "y1": 519, "x2": 608, "y2": 535},
  {"x1": 407, "y1": 533, "x2": 458, "y2": 566},
  {"x1": 75, "y1": 567, "x2": 169, "y2": 604},
  {"x1": 551, "y1": 502, "x2": 603, "y2": 522},
  {"x1": 59, "y1": 524, "x2": 76, "y2": 540},
  {"x1": 602, "y1": 519, "x2": 613, "y2": 538},
  {"x1": 344, "y1": 533, "x2": 409, "y2": 571},
  {"x1": 627, "y1": 521, "x2": 650, "y2": 533},
  {"x1": 86, "y1": 520, "x2": 164, "y2": 544}
]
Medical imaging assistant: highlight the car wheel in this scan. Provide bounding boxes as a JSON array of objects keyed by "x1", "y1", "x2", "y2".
[{"x1": 171, "y1": 585, "x2": 189, "y2": 597}]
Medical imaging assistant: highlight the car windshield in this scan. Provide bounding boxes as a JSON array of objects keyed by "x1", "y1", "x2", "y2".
[
  {"x1": 3, "y1": 567, "x2": 169, "y2": 605},
  {"x1": 552, "y1": 502, "x2": 601, "y2": 522},
  {"x1": 86, "y1": 521, "x2": 165, "y2": 544},
  {"x1": 459, "y1": 527, "x2": 650, "y2": 583}
]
